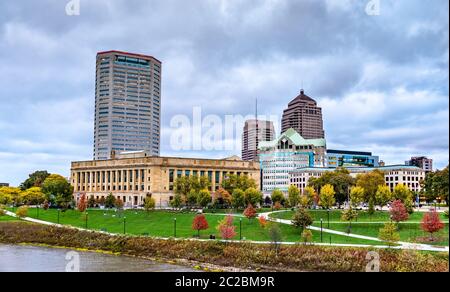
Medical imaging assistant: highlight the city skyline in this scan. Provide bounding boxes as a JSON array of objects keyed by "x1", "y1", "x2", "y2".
[{"x1": 0, "y1": 0, "x2": 449, "y2": 186}]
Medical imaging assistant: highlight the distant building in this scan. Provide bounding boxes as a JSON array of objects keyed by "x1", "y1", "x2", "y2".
[
  {"x1": 405, "y1": 156, "x2": 433, "y2": 173},
  {"x1": 281, "y1": 90, "x2": 325, "y2": 139},
  {"x1": 71, "y1": 153, "x2": 260, "y2": 208},
  {"x1": 327, "y1": 149, "x2": 379, "y2": 168},
  {"x1": 0, "y1": 183, "x2": 9, "y2": 187},
  {"x1": 290, "y1": 165, "x2": 425, "y2": 194},
  {"x1": 259, "y1": 128, "x2": 327, "y2": 195},
  {"x1": 94, "y1": 51, "x2": 162, "y2": 160},
  {"x1": 242, "y1": 119, "x2": 275, "y2": 161}
]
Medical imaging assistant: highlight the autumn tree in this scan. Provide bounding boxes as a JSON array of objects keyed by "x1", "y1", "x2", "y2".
[
  {"x1": 41, "y1": 174, "x2": 74, "y2": 209},
  {"x1": 192, "y1": 214, "x2": 209, "y2": 238},
  {"x1": 258, "y1": 216, "x2": 268, "y2": 228},
  {"x1": 390, "y1": 200, "x2": 409, "y2": 224},
  {"x1": 350, "y1": 186, "x2": 365, "y2": 208},
  {"x1": 16, "y1": 206, "x2": 29, "y2": 218},
  {"x1": 0, "y1": 187, "x2": 22, "y2": 206},
  {"x1": 144, "y1": 197, "x2": 156, "y2": 212},
  {"x1": 375, "y1": 185, "x2": 393, "y2": 211},
  {"x1": 243, "y1": 204, "x2": 257, "y2": 220},
  {"x1": 21, "y1": 187, "x2": 46, "y2": 205},
  {"x1": 307, "y1": 168, "x2": 355, "y2": 206},
  {"x1": 20, "y1": 170, "x2": 50, "y2": 190},
  {"x1": 115, "y1": 198, "x2": 124, "y2": 209},
  {"x1": 379, "y1": 222, "x2": 400, "y2": 246},
  {"x1": 356, "y1": 170, "x2": 385, "y2": 205},
  {"x1": 300, "y1": 186, "x2": 316, "y2": 209},
  {"x1": 292, "y1": 208, "x2": 313, "y2": 233},
  {"x1": 217, "y1": 215, "x2": 237, "y2": 240},
  {"x1": 421, "y1": 211, "x2": 445, "y2": 240},
  {"x1": 213, "y1": 188, "x2": 231, "y2": 208},
  {"x1": 221, "y1": 174, "x2": 256, "y2": 194},
  {"x1": 393, "y1": 184, "x2": 414, "y2": 214},
  {"x1": 288, "y1": 185, "x2": 300, "y2": 207},
  {"x1": 319, "y1": 184, "x2": 336, "y2": 210},
  {"x1": 88, "y1": 196, "x2": 96, "y2": 208},
  {"x1": 77, "y1": 193, "x2": 88, "y2": 212},
  {"x1": 273, "y1": 201, "x2": 282, "y2": 210}
]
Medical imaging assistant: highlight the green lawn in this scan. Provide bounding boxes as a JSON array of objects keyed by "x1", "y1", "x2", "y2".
[
  {"x1": 271, "y1": 209, "x2": 449, "y2": 223},
  {"x1": 0, "y1": 214, "x2": 19, "y2": 222},
  {"x1": 20, "y1": 208, "x2": 382, "y2": 245}
]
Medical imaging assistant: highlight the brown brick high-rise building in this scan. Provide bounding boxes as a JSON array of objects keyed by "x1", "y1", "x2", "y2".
[{"x1": 281, "y1": 90, "x2": 325, "y2": 139}]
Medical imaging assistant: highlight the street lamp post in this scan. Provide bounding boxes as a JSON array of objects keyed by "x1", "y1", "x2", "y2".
[
  {"x1": 123, "y1": 217, "x2": 126, "y2": 234},
  {"x1": 320, "y1": 219, "x2": 323, "y2": 243},
  {"x1": 36, "y1": 205, "x2": 39, "y2": 219},
  {"x1": 174, "y1": 218, "x2": 177, "y2": 238},
  {"x1": 85, "y1": 212, "x2": 88, "y2": 229},
  {"x1": 240, "y1": 218, "x2": 242, "y2": 240},
  {"x1": 57, "y1": 209, "x2": 60, "y2": 224},
  {"x1": 327, "y1": 209, "x2": 330, "y2": 228}
]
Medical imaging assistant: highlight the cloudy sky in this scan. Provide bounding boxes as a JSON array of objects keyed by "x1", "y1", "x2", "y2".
[{"x1": 0, "y1": 0, "x2": 448, "y2": 186}]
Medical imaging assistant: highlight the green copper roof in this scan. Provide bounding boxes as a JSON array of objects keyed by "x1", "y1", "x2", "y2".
[{"x1": 259, "y1": 128, "x2": 327, "y2": 149}]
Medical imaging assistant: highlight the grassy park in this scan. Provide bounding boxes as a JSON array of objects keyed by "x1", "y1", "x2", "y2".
[{"x1": 1, "y1": 208, "x2": 383, "y2": 245}]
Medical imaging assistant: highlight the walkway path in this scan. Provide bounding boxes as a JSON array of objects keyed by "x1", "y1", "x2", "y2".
[{"x1": 260, "y1": 211, "x2": 449, "y2": 253}]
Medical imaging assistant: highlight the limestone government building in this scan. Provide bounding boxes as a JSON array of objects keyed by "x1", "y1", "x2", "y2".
[{"x1": 71, "y1": 151, "x2": 260, "y2": 208}]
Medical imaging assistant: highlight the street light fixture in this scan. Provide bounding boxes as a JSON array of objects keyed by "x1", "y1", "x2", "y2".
[
  {"x1": 174, "y1": 218, "x2": 177, "y2": 238},
  {"x1": 320, "y1": 218, "x2": 323, "y2": 243},
  {"x1": 239, "y1": 218, "x2": 242, "y2": 240},
  {"x1": 123, "y1": 216, "x2": 126, "y2": 234},
  {"x1": 85, "y1": 212, "x2": 88, "y2": 229}
]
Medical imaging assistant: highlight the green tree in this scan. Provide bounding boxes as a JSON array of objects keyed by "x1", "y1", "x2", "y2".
[
  {"x1": 350, "y1": 186, "x2": 365, "y2": 208},
  {"x1": 292, "y1": 208, "x2": 313, "y2": 233},
  {"x1": 319, "y1": 184, "x2": 336, "y2": 209},
  {"x1": 244, "y1": 187, "x2": 263, "y2": 207},
  {"x1": 341, "y1": 208, "x2": 358, "y2": 234},
  {"x1": 21, "y1": 187, "x2": 45, "y2": 205},
  {"x1": 356, "y1": 170, "x2": 385, "y2": 204},
  {"x1": 88, "y1": 196, "x2": 96, "y2": 208},
  {"x1": 271, "y1": 189, "x2": 285, "y2": 205},
  {"x1": 288, "y1": 185, "x2": 300, "y2": 207},
  {"x1": 105, "y1": 193, "x2": 116, "y2": 209},
  {"x1": 41, "y1": 174, "x2": 73, "y2": 208},
  {"x1": 144, "y1": 197, "x2": 156, "y2": 212},
  {"x1": 197, "y1": 189, "x2": 212, "y2": 208},
  {"x1": 186, "y1": 189, "x2": 199, "y2": 207},
  {"x1": 231, "y1": 189, "x2": 245, "y2": 210},
  {"x1": 376, "y1": 185, "x2": 393, "y2": 210},
  {"x1": 379, "y1": 222, "x2": 400, "y2": 246},
  {"x1": 307, "y1": 168, "x2": 354, "y2": 206},
  {"x1": 423, "y1": 166, "x2": 449, "y2": 205},
  {"x1": 222, "y1": 174, "x2": 257, "y2": 194},
  {"x1": 170, "y1": 194, "x2": 184, "y2": 209},
  {"x1": 20, "y1": 170, "x2": 50, "y2": 190}
]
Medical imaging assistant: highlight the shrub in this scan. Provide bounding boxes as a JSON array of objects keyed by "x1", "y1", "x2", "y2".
[
  {"x1": 268, "y1": 224, "x2": 283, "y2": 255},
  {"x1": 273, "y1": 201, "x2": 282, "y2": 210},
  {"x1": 217, "y1": 215, "x2": 236, "y2": 240},
  {"x1": 77, "y1": 194, "x2": 87, "y2": 212},
  {"x1": 16, "y1": 206, "x2": 29, "y2": 218},
  {"x1": 301, "y1": 229, "x2": 313, "y2": 244},
  {"x1": 258, "y1": 216, "x2": 268, "y2": 228},
  {"x1": 379, "y1": 222, "x2": 400, "y2": 246},
  {"x1": 243, "y1": 204, "x2": 257, "y2": 220},
  {"x1": 144, "y1": 197, "x2": 156, "y2": 212}
]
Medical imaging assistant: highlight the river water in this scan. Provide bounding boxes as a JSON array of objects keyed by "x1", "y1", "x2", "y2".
[{"x1": 0, "y1": 244, "x2": 197, "y2": 272}]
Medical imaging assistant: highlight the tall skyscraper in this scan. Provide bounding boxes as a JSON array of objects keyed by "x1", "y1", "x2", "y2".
[
  {"x1": 94, "y1": 51, "x2": 162, "y2": 160},
  {"x1": 281, "y1": 89, "x2": 325, "y2": 139},
  {"x1": 242, "y1": 120, "x2": 275, "y2": 161}
]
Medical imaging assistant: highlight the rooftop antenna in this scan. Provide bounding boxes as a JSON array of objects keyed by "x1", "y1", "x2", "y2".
[{"x1": 255, "y1": 98, "x2": 259, "y2": 153}]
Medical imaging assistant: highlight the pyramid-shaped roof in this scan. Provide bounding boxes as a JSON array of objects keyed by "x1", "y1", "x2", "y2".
[{"x1": 259, "y1": 128, "x2": 326, "y2": 150}]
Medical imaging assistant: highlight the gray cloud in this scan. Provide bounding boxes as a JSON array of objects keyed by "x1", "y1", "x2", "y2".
[{"x1": 0, "y1": 0, "x2": 448, "y2": 185}]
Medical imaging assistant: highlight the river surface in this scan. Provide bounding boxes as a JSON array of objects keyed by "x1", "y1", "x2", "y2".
[{"x1": 0, "y1": 244, "x2": 197, "y2": 272}]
